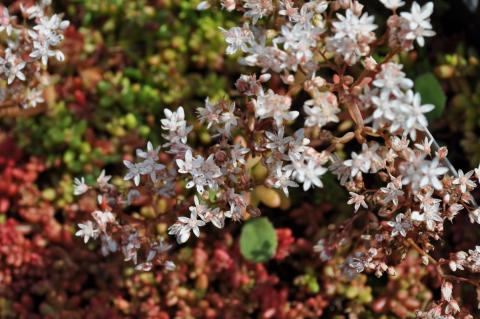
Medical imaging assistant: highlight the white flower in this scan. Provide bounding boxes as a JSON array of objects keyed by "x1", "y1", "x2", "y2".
[
  {"x1": 474, "y1": 164, "x2": 480, "y2": 183},
  {"x1": 419, "y1": 157, "x2": 448, "y2": 190},
  {"x1": 452, "y1": 169, "x2": 476, "y2": 193},
  {"x1": 29, "y1": 40, "x2": 56, "y2": 66},
  {"x1": 164, "y1": 260, "x2": 176, "y2": 271},
  {"x1": 168, "y1": 209, "x2": 206, "y2": 244},
  {"x1": 331, "y1": 10, "x2": 377, "y2": 40},
  {"x1": 326, "y1": 9, "x2": 377, "y2": 65},
  {"x1": 348, "y1": 249, "x2": 377, "y2": 274},
  {"x1": 23, "y1": 88, "x2": 45, "y2": 109},
  {"x1": 161, "y1": 107, "x2": 186, "y2": 132},
  {"x1": 192, "y1": 196, "x2": 225, "y2": 229},
  {"x1": 379, "y1": 0, "x2": 405, "y2": 10},
  {"x1": 135, "y1": 262, "x2": 153, "y2": 271},
  {"x1": 137, "y1": 158, "x2": 165, "y2": 183},
  {"x1": 75, "y1": 221, "x2": 99, "y2": 243},
  {"x1": 400, "y1": 2, "x2": 435, "y2": 47},
  {"x1": 122, "y1": 230, "x2": 141, "y2": 264},
  {"x1": 370, "y1": 94, "x2": 398, "y2": 122},
  {"x1": 22, "y1": 4, "x2": 44, "y2": 19},
  {"x1": 288, "y1": 129, "x2": 311, "y2": 161},
  {"x1": 400, "y1": 153, "x2": 446, "y2": 190},
  {"x1": 468, "y1": 208, "x2": 480, "y2": 224},
  {"x1": 123, "y1": 160, "x2": 142, "y2": 186},
  {"x1": 449, "y1": 251, "x2": 467, "y2": 272},
  {"x1": 197, "y1": 97, "x2": 222, "y2": 129},
  {"x1": 220, "y1": 24, "x2": 254, "y2": 55},
  {"x1": 96, "y1": 169, "x2": 112, "y2": 188},
  {"x1": 224, "y1": 189, "x2": 248, "y2": 221},
  {"x1": 230, "y1": 144, "x2": 249, "y2": 167},
  {"x1": 447, "y1": 203, "x2": 464, "y2": 220},
  {"x1": 278, "y1": 0, "x2": 299, "y2": 21},
  {"x1": 293, "y1": 158, "x2": 327, "y2": 191},
  {"x1": 467, "y1": 246, "x2": 480, "y2": 272},
  {"x1": 0, "y1": 7, "x2": 14, "y2": 36},
  {"x1": 414, "y1": 137, "x2": 433, "y2": 155},
  {"x1": 176, "y1": 149, "x2": 199, "y2": 174},
  {"x1": 100, "y1": 234, "x2": 118, "y2": 256},
  {"x1": 303, "y1": 92, "x2": 340, "y2": 128},
  {"x1": 0, "y1": 49, "x2": 26, "y2": 84},
  {"x1": 26, "y1": 13, "x2": 68, "y2": 67},
  {"x1": 272, "y1": 166, "x2": 298, "y2": 196},
  {"x1": 343, "y1": 151, "x2": 370, "y2": 177},
  {"x1": 189, "y1": 195, "x2": 209, "y2": 217},
  {"x1": 347, "y1": 192, "x2": 368, "y2": 212},
  {"x1": 136, "y1": 141, "x2": 160, "y2": 161},
  {"x1": 73, "y1": 177, "x2": 88, "y2": 195},
  {"x1": 386, "y1": 213, "x2": 411, "y2": 237},
  {"x1": 329, "y1": 155, "x2": 352, "y2": 185},
  {"x1": 241, "y1": 41, "x2": 293, "y2": 73},
  {"x1": 372, "y1": 62, "x2": 413, "y2": 98},
  {"x1": 220, "y1": 102, "x2": 238, "y2": 134},
  {"x1": 411, "y1": 205, "x2": 443, "y2": 230},
  {"x1": 152, "y1": 240, "x2": 173, "y2": 255},
  {"x1": 313, "y1": 238, "x2": 331, "y2": 261},
  {"x1": 161, "y1": 107, "x2": 192, "y2": 147},
  {"x1": 243, "y1": 0, "x2": 273, "y2": 24},
  {"x1": 391, "y1": 135, "x2": 410, "y2": 152},
  {"x1": 32, "y1": 14, "x2": 69, "y2": 45},
  {"x1": 136, "y1": 240, "x2": 172, "y2": 270},
  {"x1": 253, "y1": 89, "x2": 298, "y2": 127},
  {"x1": 380, "y1": 182, "x2": 404, "y2": 206},
  {"x1": 265, "y1": 127, "x2": 292, "y2": 154},
  {"x1": 365, "y1": 65, "x2": 434, "y2": 140},
  {"x1": 273, "y1": 19, "x2": 324, "y2": 62},
  {"x1": 415, "y1": 190, "x2": 441, "y2": 210},
  {"x1": 92, "y1": 210, "x2": 116, "y2": 232},
  {"x1": 402, "y1": 91, "x2": 434, "y2": 139},
  {"x1": 176, "y1": 150, "x2": 222, "y2": 194}
]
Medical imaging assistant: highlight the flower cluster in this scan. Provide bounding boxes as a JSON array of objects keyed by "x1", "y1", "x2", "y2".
[
  {"x1": 362, "y1": 62, "x2": 434, "y2": 140},
  {"x1": 0, "y1": 1, "x2": 68, "y2": 111},
  {"x1": 73, "y1": 0, "x2": 480, "y2": 315}
]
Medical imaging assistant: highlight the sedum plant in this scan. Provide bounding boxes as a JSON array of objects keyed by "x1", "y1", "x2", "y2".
[
  {"x1": 0, "y1": 0, "x2": 68, "y2": 112},
  {"x1": 73, "y1": 0, "x2": 480, "y2": 317}
]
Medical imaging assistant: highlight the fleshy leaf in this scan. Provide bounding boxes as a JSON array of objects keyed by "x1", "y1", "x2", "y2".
[{"x1": 239, "y1": 217, "x2": 277, "y2": 263}]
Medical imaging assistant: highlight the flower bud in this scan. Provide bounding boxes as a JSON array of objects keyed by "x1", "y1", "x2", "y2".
[
  {"x1": 281, "y1": 74, "x2": 295, "y2": 84},
  {"x1": 259, "y1": 73, "x2": 271, "y2": 82},
  {"x1": 441, "y1": 281, "x2": 452, "y2": 302},
  {"x1": 222, "y1": 0, "x2": 236, "y2": 11},
  {"x1": 364, "y1": 56, "x2": 377, "y2": 71},
  {"x1": 436, "y1": 146, "x2": 448, "y2": 159},
  {"x1": 443, "y1": 193, "x2": 450, "y2": 203},
  {"x1": 351, "y1": 1, "x2": 364, "y2": 15}
]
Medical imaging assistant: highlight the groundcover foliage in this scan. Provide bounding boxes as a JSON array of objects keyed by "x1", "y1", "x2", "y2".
[{"x1": 1, "y1": 0, "x2": 480, "y2": 318}]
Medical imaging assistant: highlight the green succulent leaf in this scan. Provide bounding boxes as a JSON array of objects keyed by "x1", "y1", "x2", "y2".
[
  {"x1": 414, "y1": 72, "x2": 447, "y2": 120},
  {"x1": 239, "y1": 217, "x2": 277, "y2": 263}
]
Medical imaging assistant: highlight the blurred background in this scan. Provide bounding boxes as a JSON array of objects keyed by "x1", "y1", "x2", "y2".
[{"x1": 1, "y1": 0, "x2": 480, "y2": 318}]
